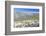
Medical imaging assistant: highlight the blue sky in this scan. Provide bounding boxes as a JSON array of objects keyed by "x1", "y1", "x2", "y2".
[{"x1": 14, "y1": 8, "x2": 39, "y2": 12}]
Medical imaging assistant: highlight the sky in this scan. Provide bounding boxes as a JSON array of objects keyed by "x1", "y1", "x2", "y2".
[{"x1": 14, "y1": 8, "x2": 39, "y2": 13}]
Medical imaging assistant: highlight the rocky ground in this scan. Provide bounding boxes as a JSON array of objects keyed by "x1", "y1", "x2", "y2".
[{"x1": 14, "y1": 20, "x2": 39, "y2": 28}]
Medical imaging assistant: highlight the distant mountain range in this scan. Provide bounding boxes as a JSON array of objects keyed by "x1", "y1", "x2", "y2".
[{"x1": 14, "y1": 12, "x2": 39, "y2": 20}]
